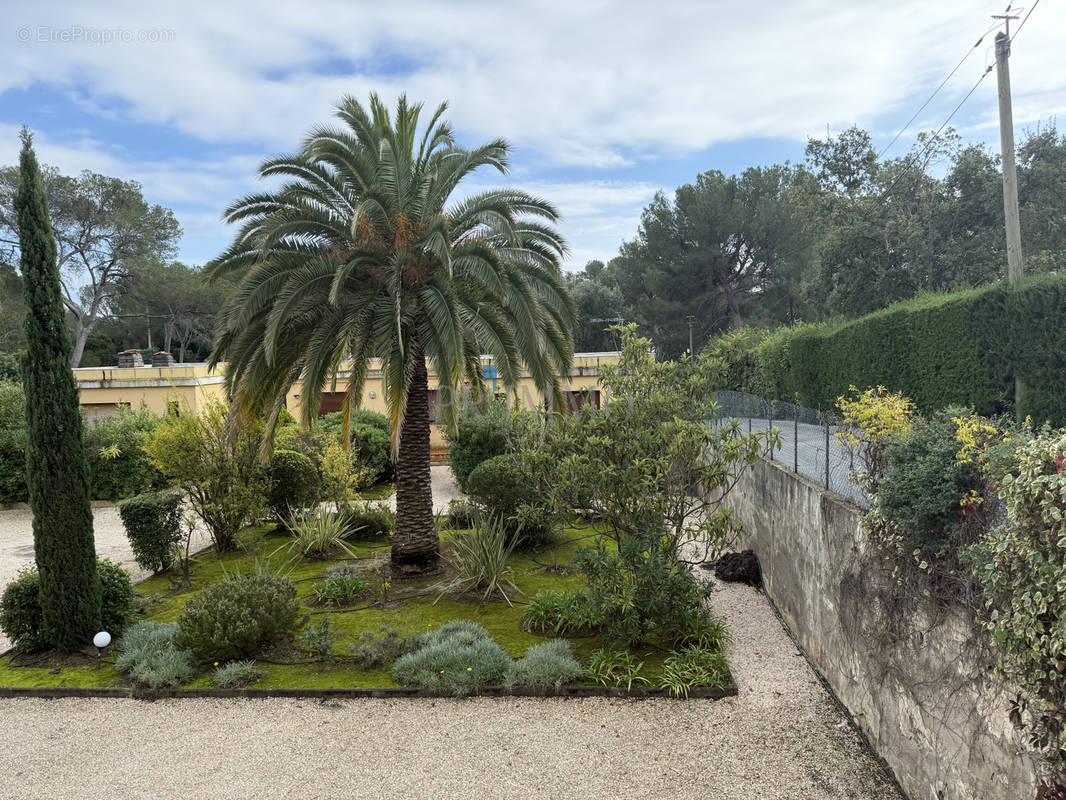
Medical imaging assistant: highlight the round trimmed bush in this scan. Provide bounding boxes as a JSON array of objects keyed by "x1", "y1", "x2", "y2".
[
  {"x1": 267, "y1": 449, "x2": 320, "y2": 518},
  {"x1": 446, "y1": 401, "x2": 511, "y2": 491},
  {"x1": 466, "y1": 454, "x2": 526, "y2": 520},
  {"x1": 350, "y1": 423, "x2": 393, "y2": 483},
  {"x1": 466, "y1": 454, "x2": 555, "y2": 547},
  {"x1": 175, "y1": 573, "x2": 300, "y2": 660},
  {"x1": 118, "y1": 489, "x2": 185, "y2": 574}
]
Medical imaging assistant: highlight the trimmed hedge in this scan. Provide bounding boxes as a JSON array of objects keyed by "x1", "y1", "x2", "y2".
[{"x1": 707, "y1": 273, "x2": 1066, "y2": 423}]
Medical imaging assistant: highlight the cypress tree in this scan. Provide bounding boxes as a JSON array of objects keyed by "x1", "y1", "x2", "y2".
[{"x1": 15, "y1": 128, "x2": 100, "y2": 650}]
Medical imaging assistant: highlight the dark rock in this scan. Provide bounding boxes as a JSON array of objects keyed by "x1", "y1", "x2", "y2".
[{"x1": 710, "y1": 550, "x2": 762, "y2": 587}]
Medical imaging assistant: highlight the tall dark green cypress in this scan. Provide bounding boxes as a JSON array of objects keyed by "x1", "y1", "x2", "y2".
[{"x1": 15, "y1": 128, "x2": 100, "y2": 650}]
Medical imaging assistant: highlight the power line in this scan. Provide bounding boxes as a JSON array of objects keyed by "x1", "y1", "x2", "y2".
[
  {"x1": 1010, "y1": 0, "x2": 1040, "y2": 41},
  {"x1": 876, "y1": 62, "x2": 995, "y2": 205},
  {"x1": 876, "y1": 18, "x2": 1002, "y2": 160}
]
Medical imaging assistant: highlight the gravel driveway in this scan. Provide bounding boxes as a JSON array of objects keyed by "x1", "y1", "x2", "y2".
[
  {"x1": 0, "y1": 465, "x2": 901, "y2": 798},
  {"x1": 0, "y1": 580, "x2": 902, "y2": 799}
]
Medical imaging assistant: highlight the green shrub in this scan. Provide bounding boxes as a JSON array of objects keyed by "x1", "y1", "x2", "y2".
[
  {"x1": 467, "y1": 454, "x2": 525, "y2": 520},
  {"x1": 466, "y1": 453, "x2": 556, "y2": 546},
  {"x1": 175, "y1": 573, "x2": 300, "y2": 660},
  {"x1": 0, "y1": 568, "x2": 45, "y2": 651},
  {"x1": 574, "y1": 537, "x2": 711, "y2": 647},
  {"x1": 315, "y1": 410, "x2": 393, "y2": 482},
  {"x1": 0, "y1": 381, "x2": 27, "y2": 504},
  {"x1": 118, "y1": 489, "x2": 185, "y2": 574},
  {"x1": 97, "y1": 558, "x2": 135, "y2": 635},
  {"x1": 658, "y1": 644, "x2": 731, "y2": 697},
  {"x1": 114, "y1": 622, "x2": 195, "y2": 689},
  {"x1": 970, "y1": 430, "x2": 1066, "y2": 768},
  {"x1": 212, "y1": 659, "x2": 264, "y2": 688},
  {"x1": 267, "y1": 449, "x2": 320, "y2": 518},
  {"x1": 351, "y1": 625, "x2": 408, "y2": 668},
  {"x1": 392, "y1": 620, "x2": 512, "y2": 696},
  {"x1": 350, "y1": 423, "x2": 393, "y2": 483},
  {"x1": 434, "y1": 514, "x2": 519, "y2": 604},
  {"x1": 521, "y1": 590, "x2": 594, "y2": 635},
  {"x1": 344, "y1": 501, "x2": 395, "y2": 539},
  {"x1": 297, "y1": 616, "x2": 337, "y2": 659},
  {"x1": 584, "y1": 648, "x2": 649, "y2": 690},
  {"x1": 310, "y1": 573, "x2": 367, "y2": 607},
  {"x1": 505, "y1": 639, "x2": 582, "y2": 690},
  {"x1": 143, "y1": 400, "x2": 268, "y2": 553},
  {"x1": 875, "y1": 410, "x2": 982, "y2": 553},
  {"x1": 317, "y1": 409, "x2": 389, "y2": 436},
  {"x1": 0, "y1": 559, "x2": 134, "y2": 651},
  {"x1": 84, "y1": 406, "x2": 164, "y2": 501},
  {"x1": 446, "y1": 400, "x2": 512, "y2": 491},
  {"x1": 442, "y1": 498, "x2": 479, "y2": 529}
]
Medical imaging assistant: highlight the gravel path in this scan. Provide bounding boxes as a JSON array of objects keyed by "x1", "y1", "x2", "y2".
[{"x1": 0, "y1": 580, "x2": 902, "y2": 799}]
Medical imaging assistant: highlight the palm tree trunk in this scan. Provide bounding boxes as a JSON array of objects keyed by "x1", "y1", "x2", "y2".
[{"x1": 391, "y1": 349, "x2": 440, "y2": 576}]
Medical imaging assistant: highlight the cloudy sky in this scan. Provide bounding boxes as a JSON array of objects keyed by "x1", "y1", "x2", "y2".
[{"x1": 3, "y1": 0, "x2": 1064, "y2": 270}]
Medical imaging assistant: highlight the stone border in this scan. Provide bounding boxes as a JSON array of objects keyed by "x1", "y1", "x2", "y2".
[{"x1": 0, "y1": 683, "x2": 737, "y2": 701}]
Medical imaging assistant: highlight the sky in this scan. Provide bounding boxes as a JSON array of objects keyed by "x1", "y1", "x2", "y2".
[{"x1": 3, "y1": 0, "x2": 1065, "y2": 272}]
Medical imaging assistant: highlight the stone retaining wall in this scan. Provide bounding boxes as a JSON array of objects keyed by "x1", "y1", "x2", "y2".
[{"x1": 724, "y1": 457, "x2": 1040, "y2": 800}]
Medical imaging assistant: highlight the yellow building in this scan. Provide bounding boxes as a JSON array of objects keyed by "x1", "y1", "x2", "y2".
[
  {"x1": 73, "y1": 362, "x2": 227, "y2": 425},
  {"x1": 284, "y1": 352, "x2": 619, "y2": 449},
  {"x1": 75, "y1": 352, "x2": 620, "y2": 452}
]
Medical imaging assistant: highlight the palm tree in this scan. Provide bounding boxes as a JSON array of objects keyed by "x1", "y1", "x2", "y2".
[{"x1": 206, "y1": 94, "x2": 576, "y2": 576}]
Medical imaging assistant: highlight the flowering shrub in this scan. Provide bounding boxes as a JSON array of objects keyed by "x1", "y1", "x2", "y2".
[
  {"x1": 836, "y1": 385, "x2": 915, "y2": 490},
  {"x1": 970, "y1": 430, "x2": 1066, "y2": 770}
]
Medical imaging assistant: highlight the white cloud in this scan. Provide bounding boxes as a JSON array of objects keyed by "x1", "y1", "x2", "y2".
[{"x1": 3, "y1": 0, "x2": 1065, "y2": 266}]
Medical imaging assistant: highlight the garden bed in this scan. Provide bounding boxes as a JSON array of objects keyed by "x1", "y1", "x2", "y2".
[{"x1": 0, "y1": 524, "x2": 735, "y2": 698}]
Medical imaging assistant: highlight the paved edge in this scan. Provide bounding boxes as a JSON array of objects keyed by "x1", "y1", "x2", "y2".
[{"x1": 0, "y1": 683, "x2": 738, "y2": 700}]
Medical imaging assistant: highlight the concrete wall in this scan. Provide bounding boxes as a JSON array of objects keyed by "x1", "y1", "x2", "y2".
[{"x1": 726, "y1": 457, "x2": 1039, "y2": 800}]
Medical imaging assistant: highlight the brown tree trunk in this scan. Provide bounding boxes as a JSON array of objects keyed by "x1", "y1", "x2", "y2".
[{"x1": 391, "y1": 348, "x2": 440, "y2": 576}]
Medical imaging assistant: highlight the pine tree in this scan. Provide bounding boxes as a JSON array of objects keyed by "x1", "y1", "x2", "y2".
[{"x1": 15, "y1": 128, "x2": 100, "y2": 650}]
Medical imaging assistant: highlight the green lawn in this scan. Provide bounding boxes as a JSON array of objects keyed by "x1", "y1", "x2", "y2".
[{"x1": 0, "y1": 523, "x2": 720, "y2": 692}]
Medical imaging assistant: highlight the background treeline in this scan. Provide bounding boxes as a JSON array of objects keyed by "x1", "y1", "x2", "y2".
[
  {"x1": 571, "y1": 123, "x2": 1066, "y2": 358},
  {"x1": 0, "y1": 164, "x2": 234, "y2": 369}
]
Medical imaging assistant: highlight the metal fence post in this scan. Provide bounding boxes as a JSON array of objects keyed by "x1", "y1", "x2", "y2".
[
  {"x1": 768, "y1": 404, "x2": 773, "y2": 460},
  {"x1": 824, "y1": 416, "x2": 831, "y2": 490},
  {"x1": 794, "y1": 414, "x2": 799, "y2": 473}
]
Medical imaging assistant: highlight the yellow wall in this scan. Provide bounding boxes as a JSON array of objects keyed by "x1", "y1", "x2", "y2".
[
  {"x1": 74, "y1": 363, "x2": 226, "y2": 422},
  {"x1": 74, "y1": 353, "x2": 620, "y2": 447},
  {"x1": 285, "y1": 353, "x2": 620, "y2": 448}
]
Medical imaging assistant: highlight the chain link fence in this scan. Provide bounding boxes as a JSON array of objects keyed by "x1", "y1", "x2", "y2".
[{"x1": 711, "y1": 390, "x2": 868, "y2": 508}]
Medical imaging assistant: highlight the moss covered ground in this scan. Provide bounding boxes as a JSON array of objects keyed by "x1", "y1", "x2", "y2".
[{"x1": 0, "y1": 523, "x2": 689, "y2": 691}]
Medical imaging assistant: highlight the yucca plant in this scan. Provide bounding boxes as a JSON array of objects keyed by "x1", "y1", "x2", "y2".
[
  {"x1": 434, "y1": 514, "x2": 520, "y2": 605},
  {"x1": 205, "y1": 93, "x2": 577, "y2": 578},
  {"x1": 276, "y1": 507, "x2": 355, "y2": 559}
]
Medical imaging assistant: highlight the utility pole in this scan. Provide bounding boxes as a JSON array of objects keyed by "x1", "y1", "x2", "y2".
[
  {"x1": 145, "y1": 304, "x2": 152, "y2": 350},
  {"x1": 993, "y1": 25, "x2": 1023, "y2": 282},
  {"x1": 685, "y1": 315, "x2": 695, "y2": 357},
  {"x1": 992, "y1": 14, "x2": 1025, "y2": 419}
]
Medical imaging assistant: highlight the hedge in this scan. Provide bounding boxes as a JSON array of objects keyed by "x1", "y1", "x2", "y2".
[{"x1": 707, "y1": 273, "x2": 1066, "y2": 423}]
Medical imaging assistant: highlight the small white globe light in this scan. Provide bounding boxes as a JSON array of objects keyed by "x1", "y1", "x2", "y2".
[{"x1": 93, "y1": 631, "x2": 111, "y2": 649}]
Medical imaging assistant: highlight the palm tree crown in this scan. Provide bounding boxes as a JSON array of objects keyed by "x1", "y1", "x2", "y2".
[{"x1": 207, "y1": 93, "x2": 577, "y2": 574}]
